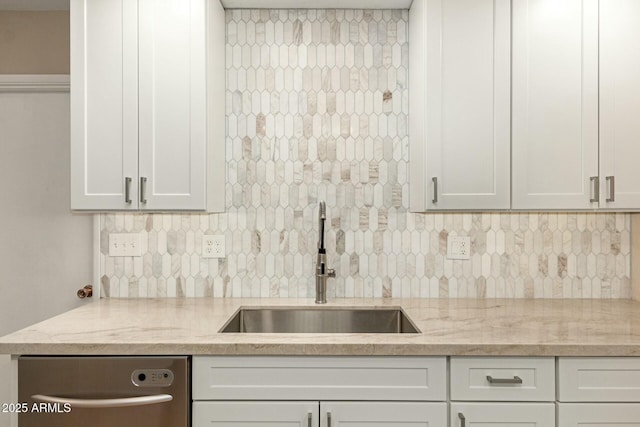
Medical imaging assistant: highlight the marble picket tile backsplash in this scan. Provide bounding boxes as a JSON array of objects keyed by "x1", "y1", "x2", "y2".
[{"x1": 99, "y1": 9, "x2": 631, "y2": 299}]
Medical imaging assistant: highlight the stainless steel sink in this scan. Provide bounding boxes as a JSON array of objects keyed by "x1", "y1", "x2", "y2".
[{"x1": 219, "y1": 307, "x2": 420, "y2": 334}]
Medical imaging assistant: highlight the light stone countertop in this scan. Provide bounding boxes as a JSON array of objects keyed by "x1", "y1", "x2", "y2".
[{"x1": 1, "y1": 298, "x2": 640, "y2": 356}]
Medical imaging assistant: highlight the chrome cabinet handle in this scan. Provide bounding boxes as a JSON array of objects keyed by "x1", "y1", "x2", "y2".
[
  {"x1": 327, "y1": 412, "x2": 332, "y2": 427},
  {"x1": 486, "y1": 375, "x2": 523, "y2": 384},
  {"x1": 458, "y1": 412, "x2": 465, "y2": 427},
  {"x1": 32, "y1": 394, "x2": 172, "y2": 408},
  {"x1": 590, "y1": 176, "x2": 599, "y2": 203},
  {"x1": 432, "y1": 177, "x2": 438, "y2": 204},
  {"x1": 307, "y1": 412, "x2": 312, "y2": 427},
  {"x1": 606, "y1": 176, "x2": 615, "y2": 202},
  {"x1": 124, "y1": 177, "x2": 132, "y2": 204},
  {"x1": 140, "y1": 177, "x2": 148, "y2": 204}
]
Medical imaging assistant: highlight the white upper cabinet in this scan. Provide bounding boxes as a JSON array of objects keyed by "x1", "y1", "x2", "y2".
[
  {"x1": 512, "y1": 0, "x2": 599, "y2": 210},
  {"x1": 599, "y1": 0, "x2": 640, "y2": 209},
  {"x1": 71, "y1": 0, "x2": 225, "y2": 212},
  {"x1": 70, "y1": 0, "x2": 139, "y2": 211},
  {"x1": 409, "y1": 0, "x2": 511, "y2": 211}
]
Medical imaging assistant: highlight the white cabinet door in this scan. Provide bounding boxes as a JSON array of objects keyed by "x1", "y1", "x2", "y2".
[
  {"x1": 138, "y1": 0, "x2": 207, "y2": 210},
  {"x1": 193, "y1": 402, "x2": 319, "y2": 427},
  {"x1": 512, "y1": 0, "x2": 599, "y2": 210},
  {"x1": 70, "y1": 0, "x2": 138, "y2": 210},
  {"x1": 599, "y1": 0, "x2": 640, "y2": 209},
  {"x1": 450, "y1": 403, "x2": 555, "y2": 426},
  {"x1": 558, "y1": 403, "x2": 640, "y2": 425},
  {"x1": 321, "y1": 402, "x2": 447, "y2": 427},
  {"x1": 410, "y1": 0, "x2": 510, "y2": 211}
]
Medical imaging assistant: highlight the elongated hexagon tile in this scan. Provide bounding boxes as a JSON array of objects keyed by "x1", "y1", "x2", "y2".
[{"x1": 99, "y1": 9, "x2": 630, "y2": 300}]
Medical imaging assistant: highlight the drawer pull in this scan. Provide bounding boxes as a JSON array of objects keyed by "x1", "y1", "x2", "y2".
[
  {"x1": 327, "y1": 411, "x2": 331, "y2": 427},
  {"x1": 486, "y1": 375, "x2": 523, "y2": 384},
  {"x1": 307, "y1": 412, "x2": 312, "y2": 427},
  {"x1": 458, "y1": 412, "x2": 465, "y2": 427}
]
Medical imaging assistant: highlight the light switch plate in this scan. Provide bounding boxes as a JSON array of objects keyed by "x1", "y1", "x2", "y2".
[
  {"x1": 202, "y1": 235, "x2": 225, "y2": 258},
  {"x1": 109, "y1": 233, "x2": 142, "y2": 257},
  {"x1": 447, "y1": 236, "x2": 471, "y2": 260}
]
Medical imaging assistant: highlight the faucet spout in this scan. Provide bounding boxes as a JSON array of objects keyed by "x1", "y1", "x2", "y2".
[{"x1": 315, "y1": 201, "x2": 334, "y2": 304}]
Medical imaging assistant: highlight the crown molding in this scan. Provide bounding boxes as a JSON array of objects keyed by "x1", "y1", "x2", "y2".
[{"x1": 0, "y1": 75, "x2": 70, "y2": 92}]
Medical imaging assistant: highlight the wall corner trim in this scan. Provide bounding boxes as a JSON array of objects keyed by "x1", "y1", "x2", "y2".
[{"x1": 0, "y1": 74, "x2": 70, "y2": 92}]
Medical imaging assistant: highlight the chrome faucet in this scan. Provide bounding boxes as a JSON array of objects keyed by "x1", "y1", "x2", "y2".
[{"x1": 315, "y1": 201, "x2": 335, "y2": 304}]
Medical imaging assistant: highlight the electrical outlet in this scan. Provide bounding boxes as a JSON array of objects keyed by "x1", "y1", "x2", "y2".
[
  {"x1": 202, "y1": 235, "x2": 225, "y2": 259},
  {"x1": 447, "y1": 235, "x2": 471, "y2": 260},
  {"x1": 109, "y1": 233, "x2": 142, "y2": 257}
]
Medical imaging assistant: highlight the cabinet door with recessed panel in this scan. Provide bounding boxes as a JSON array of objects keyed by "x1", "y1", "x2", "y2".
[
  {"x1": 451, "y1": 403, "x2": 555, "y2": 426},
  {"x1": 599, "y1": 0, "x2": 640, "y2": 209},
  {"x1": 409, "y1": 0, "x2": 511, "y2": 211},
  {"x1": 512, "y1": 0, "x2": 599, "y2": 210},
  {"x1": 138, "y1": 0, "x2": 207, "y2": 210},
  {"x1": 559, "y1": 403, "x2": 640, "y2": 425},
  {"x1": 193, "y1": 402, "x2": 319, "y2": 427},
  {"x1": 321, "y1": 402, "x2": 447, "y2": 427},
  {"x1": 70, "y1": 0, "x2": 138, "y2": 210}
]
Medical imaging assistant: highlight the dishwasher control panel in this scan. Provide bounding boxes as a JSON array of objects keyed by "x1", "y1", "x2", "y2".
[{"x1": 131, "y1": 369, "x2": 175, "y2": 387}]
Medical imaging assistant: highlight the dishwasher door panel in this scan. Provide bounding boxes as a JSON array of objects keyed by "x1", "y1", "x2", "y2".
[{"x1": 18, "y1": 356, "x2": 189, "y2": 427}]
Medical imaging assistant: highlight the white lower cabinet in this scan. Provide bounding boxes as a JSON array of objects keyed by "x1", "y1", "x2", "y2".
[
  {"x1": 192, "y1": 356, "x2": 447, "y2": 427},
  {"x1": 558, "y1": 403, "x2": 640, "y2": 426},
  {"x1": 192, "y1": 356, "x2": 640, "y2": 427},
  {"x1": 450, "y1": 357, "x2": 555, "y2": 401},
  {"x1": 193, "y1": 401, "x2": 319, "y2": 427},
  {"x1": 193, "y1": 401, "x2": 447, "y2": 427},
  {"x1": 321, "y1": 402, "x2": 447, "y2": 427},
  {"x1": 192, "y1": 356, "x2": 446, "y2": 401},
  {"x1": 558, "y1": 357, "x2": 640, "y2": 402},
  {"x1": 450, "y1": 357, "x2": 556, "y2": 426},
  {"x1": 450, "y1": 403, "x2": 555, "y2": 426},
  {"x1": 557, "y1": 357, "x2": 640, "y2": 424}
]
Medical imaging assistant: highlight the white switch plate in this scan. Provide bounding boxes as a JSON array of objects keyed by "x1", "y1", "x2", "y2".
[
  {"x1": 447, "y1": 235, "x2": 471, "y2": 260},
  {"x1": 109, "y1": 233, "x2": 141, "y2": 257},
  {"x1": 203, "y1": 235, "x2": 225, "y2": 258}
]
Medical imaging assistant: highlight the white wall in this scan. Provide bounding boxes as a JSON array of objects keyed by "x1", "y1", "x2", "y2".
[{"x1": 0, "y1": 91, "x2": 93, "y2": 417}]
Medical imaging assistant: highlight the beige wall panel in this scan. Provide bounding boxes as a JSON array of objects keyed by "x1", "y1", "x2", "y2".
[{"x1": 0, "y1": 11, "x2": 69, "y2": 74}]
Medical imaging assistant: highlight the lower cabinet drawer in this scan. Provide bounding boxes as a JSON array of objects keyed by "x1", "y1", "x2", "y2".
[
  {"x1": 559, "y1": 357, "x2": 640, "y2": 402},
  {"x1": 558, "y1": 403, "x2": 640, "y2": 425},
  {"x1": 192, "y1": 356, "x2": 447, "y2": 401},
  {"x1": 450, "y1": 357, "x2": 555, "y2": 401},
  {"x1": 450, "y1": 403, "x2": 555, "y2": 426}
]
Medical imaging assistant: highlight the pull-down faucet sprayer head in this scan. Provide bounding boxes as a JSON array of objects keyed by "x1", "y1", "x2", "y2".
[{"x1": 318, "y1": 201, "x2": 326, "y2": 252}]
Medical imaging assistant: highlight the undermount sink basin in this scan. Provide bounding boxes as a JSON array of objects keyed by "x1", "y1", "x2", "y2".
[{"x1": 219, "y1": 307, "x2": 420, "y2": 334}]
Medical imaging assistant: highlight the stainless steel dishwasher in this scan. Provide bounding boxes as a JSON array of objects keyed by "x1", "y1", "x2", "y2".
[{"x1": 18, "y1": 356, "x2": 189, "y2": 427}]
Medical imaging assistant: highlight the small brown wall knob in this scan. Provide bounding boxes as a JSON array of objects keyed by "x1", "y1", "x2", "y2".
[{"x1": 77, "y1": 285, "x2": 93, "y2": 299}]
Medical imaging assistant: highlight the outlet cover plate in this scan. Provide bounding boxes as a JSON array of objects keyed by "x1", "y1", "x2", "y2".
[
  {"x1": 203, "y1": 235, "x2": 225, "y2": 259},
  {"x1": 447, "y1": 235, "x2": 471, "y2": 260},
  {"x1": 109, "y1": 233, "x2": 142, "y2": 257}
]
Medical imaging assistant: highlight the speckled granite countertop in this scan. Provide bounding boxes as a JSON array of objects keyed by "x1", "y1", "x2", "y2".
[{"x1": 1, "y1": 298, "x2": 640, "y2": 356}]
